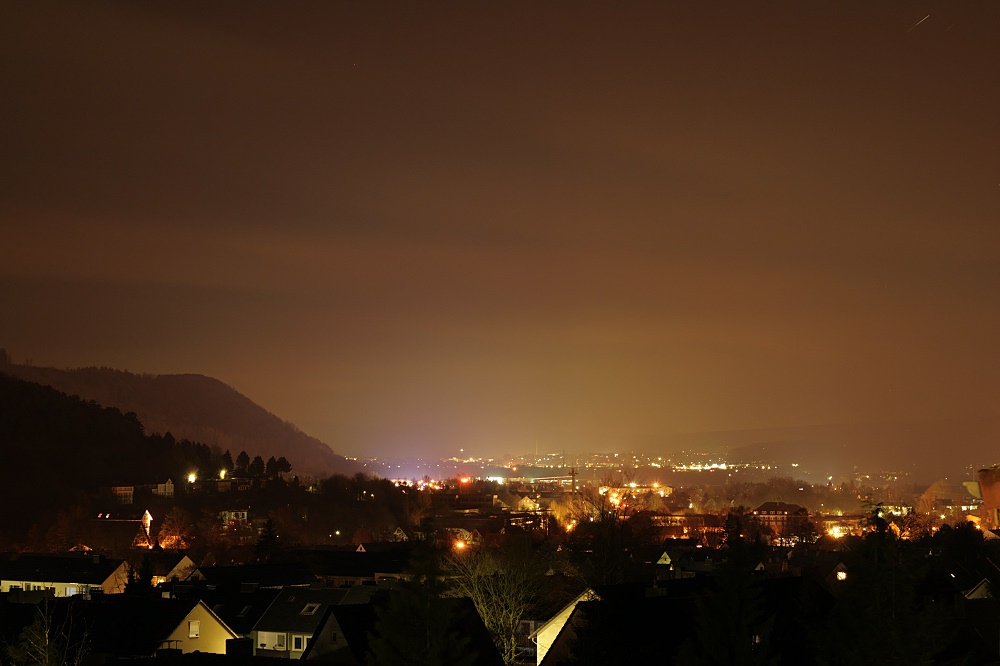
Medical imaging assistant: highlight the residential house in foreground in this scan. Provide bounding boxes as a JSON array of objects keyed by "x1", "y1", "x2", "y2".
[
  {"x1": 0, "y1": 553, "x2": 128, "y2": 596},
  {"x1": 253, "y1": 586, "x2": 378, "y2": 658}
]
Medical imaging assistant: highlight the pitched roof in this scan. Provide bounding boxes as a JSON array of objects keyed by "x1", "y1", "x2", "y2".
[
  {"x1": 0, "y1": 553, "x2": 124, "y2": 586},
  {"x1": 754, "y1": 502, "x2": 808, "y2": 515},
  {"x1": 198, "y1": 587, "x2": 282, "y2": 635},
  {"x1": 253, "y1": 586, "x2": 378, "y2": 634},
  {"x1": 194, "y1": 562, "x2": 317, "y2": 590},
  {"x1": 19, "y1": 596, "x2": 208, "y2": 657}
]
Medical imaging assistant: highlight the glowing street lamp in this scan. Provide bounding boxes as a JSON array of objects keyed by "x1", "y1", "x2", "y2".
[{"x1": 187, "y1": 472, "x2": 197, "y2": 484}]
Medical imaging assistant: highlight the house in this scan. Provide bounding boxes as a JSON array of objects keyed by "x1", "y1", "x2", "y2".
[
  {"x1": 108, "y1": 485, "x2": 135, "y2": 505},
  {"x1": 198, "y1": 586, "x2": 282, "y2": 638},
  {"x1": 190, "y1": 562, "x2": 318, "y2": 591},
  {"x1": 0, "y1": 553, "x2": 129, "y2": 596},
  {"x1": 538, "y1": 577, "x2": 828, "y2": 665},
  {"x1": 146, "y1": 553, "x2": 198, "y2": 585},
  {"x1": 45, "y1": 595, "x2": 238, "y2": 657},
  {"x1": 303, "y1": 595, "x2": 505, "y2": 665},
  {"x1": 220, "y1": 508, "x2": 250, "y2": 527},
  {"x1": 252, "y1": 586, "x2": 379, "y2": 658},
  {"x1": 301, "y1": 602, "x2": 377, "y2": 663},
  {"x1": 150, "y1": 478, "x2": 175, "y2": 497},
  {"x1": 752, "y1": 502, "x2": 809, "y2": 533},
  {"x1": 530, "y1": 588, "x2": 600, "y2": 665},
  {"x1": 90, "y1": 509, "x2": 155, "y2": 555}
]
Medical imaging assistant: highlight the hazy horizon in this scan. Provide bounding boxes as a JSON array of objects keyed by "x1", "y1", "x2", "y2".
[{"x1": 3, "y1": 2, "x2": 997, "y2": 464}]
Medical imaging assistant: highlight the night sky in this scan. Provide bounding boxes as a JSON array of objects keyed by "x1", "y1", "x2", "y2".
[{"x1": 2, "y1": 2, "x2": 998, "y2": 461}]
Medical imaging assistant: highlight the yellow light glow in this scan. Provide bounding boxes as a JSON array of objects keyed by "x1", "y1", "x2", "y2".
[
  {"x1": 187, "y1": 473, "x2": 197, "y2": 483},
  {"x1": 219, "y1": 469, "x2": 227, "y2": 480},
  {"x1": 836, "y1": 571, "x2": 847, "y2": 581},
  {"x1": 454, "y1": 540, "x2": 466, "y2": 550}
]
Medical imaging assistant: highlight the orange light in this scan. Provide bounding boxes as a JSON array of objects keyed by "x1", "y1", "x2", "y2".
[
  {"x1": 459, "y1": 477, "x2": 471, "y2": 484},
  {"x1": 454, "y1": 540, "x2": 466, "y2": 550}
]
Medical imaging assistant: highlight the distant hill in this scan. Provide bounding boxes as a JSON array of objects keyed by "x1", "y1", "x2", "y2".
[
  {"x1": 0, "y1": 363, "x2": 364, "y2": 478},
  {"x1": 672, "y1": 419, "x2": 1000, "y2": 483}
]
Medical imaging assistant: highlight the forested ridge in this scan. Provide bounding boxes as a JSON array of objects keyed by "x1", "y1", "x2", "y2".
[
  {"x1": 0, "y1": 372, "x2": 214, "y2": 538},
  {"x1": 0, "y1": 363, "x2": 362, "y2": 477}
]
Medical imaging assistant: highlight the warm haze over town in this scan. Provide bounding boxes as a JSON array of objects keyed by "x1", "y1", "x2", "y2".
[
  {"x1": 3, "y1": 3, "x2": 1000, "y2": 665},
  {"x1": 2, "y1": 2, "x2": 998, "y2": 472}
]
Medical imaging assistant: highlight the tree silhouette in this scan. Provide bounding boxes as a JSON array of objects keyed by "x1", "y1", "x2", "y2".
[
  {"x1": 220, "y1": 449, "x2": 234, "y2": 474},
  {"x1": 248, "y1": 455, "x2": 265, "y2": 479},
  {"x1": 368, "y1": 538, "x2": 476, "y2": 666},
  {"x1": 677, "y1": 551, "x2": 778, "y2": 666},
  {"x1": 235, "y1": 450, "x2": 250, "y2": 474},
  {"x1": 254, "y1": 518, "x2": 281, "y2": 563},
  {"x1": 125, "y1": 555, "x2": 155, "y2": 597}
]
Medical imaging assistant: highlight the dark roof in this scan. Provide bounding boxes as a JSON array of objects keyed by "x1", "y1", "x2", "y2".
[
  {"x1": 301, "y1": 602, "x2": 379, "y2": 662},
  {"x1": 254, "y1": 586, "x2": 378, "y2": 634},
  {"x1": 296, "y1": 547, "x2": 412, "y2": 578},
  {"x1": 85, "y1": 596, "x2": 204, "y2": 656},
  {"x1": 0, "y1": 553, "x2": 124, "y2": 585},
  {"x1": 195, "y1": 562, "x2": 318, "y2": 590},
  {"x1": 199, "y1": 587, "x2": 282, "y2": 636},
  {"x1": 13, "y1": 596, "x2": 203, "y2": 658},
  {"x1": 754, "y1": 502, "x2": 808, "y2": 515},
  {"x1": 144, "y1": 552, "x2": 193, "y2": 578},
  {"x1": 553, "y1": 576, "x2": 833, "y2": 665}
]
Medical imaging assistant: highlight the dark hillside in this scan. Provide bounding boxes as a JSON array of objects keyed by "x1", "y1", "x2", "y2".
[
  {"x1": 0, "y1": 372, "x2": 171, "y2": 539},
  {"x1": 2, "y1": 364, "x2": 363, "y2": 477}
]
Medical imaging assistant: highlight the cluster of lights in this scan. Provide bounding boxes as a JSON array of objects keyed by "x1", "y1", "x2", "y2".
[{"x1": 674, "y1": 463, "x2": 729, "y2": 471}]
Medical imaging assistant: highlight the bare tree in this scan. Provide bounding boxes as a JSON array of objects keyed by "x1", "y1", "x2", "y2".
[
  {"x1": 567, "y1": 472, "x2": 657, "y2": 585},
  {"x1": 4, "y1": 597, "x2": 89, "y2": 666},
  {"x1": 444, "y1": 541, "x2": 551, "y2": 666},
  {"x1": 156, "y1": 506, "x2": 195, "y2": 550}
]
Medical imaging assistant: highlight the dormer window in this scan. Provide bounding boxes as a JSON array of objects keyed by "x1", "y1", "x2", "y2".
[{"x1": 300, "y1": 603, "x2": 321, "y2": 616}]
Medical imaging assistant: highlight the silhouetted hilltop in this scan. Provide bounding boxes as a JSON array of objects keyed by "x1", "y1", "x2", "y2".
[
  {"x1": 1, "y1": 363, "x2": 363, "y2": 478},
  {"x1": 0, "y1": 372, "x2": 174, "y2": 537}
]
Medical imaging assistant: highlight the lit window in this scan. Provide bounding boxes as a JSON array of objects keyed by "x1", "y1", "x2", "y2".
[
  {"x1": 300, "y1": 603, "x2": 321, "y2": 616},
  {"x1": 188, "y1": 621, "x2": 200, "y2": 638},
  {"x1": 275, "y1": 634, "x2": 286, "y2": 650},
  {"x1": 836, "y1": 571, "x2": 848, "y2": 581}
]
